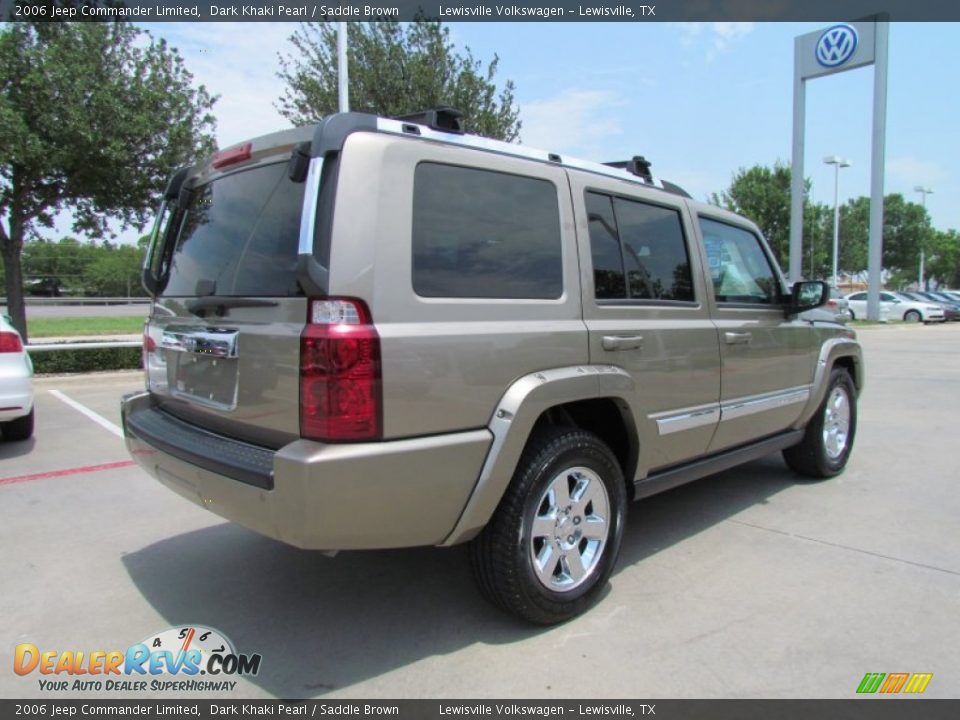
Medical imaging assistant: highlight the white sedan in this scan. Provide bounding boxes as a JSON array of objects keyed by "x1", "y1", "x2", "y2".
[
  {"x1": 0, "y1": 315, "x2": 34, "y2": 441},
  {"x1": 845, "y1": 291, "x2": 945, "y2": 323}
]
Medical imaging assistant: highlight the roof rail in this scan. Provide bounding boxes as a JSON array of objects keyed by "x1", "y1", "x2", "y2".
[{"x1": 393, "y1": 107, "x2": 464, "y2": 134}]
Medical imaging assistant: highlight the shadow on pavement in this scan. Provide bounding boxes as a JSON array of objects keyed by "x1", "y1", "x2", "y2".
[
  {"x1": 122, "y1": 455, "x2": 797, "y2": 698},
  {"x1": 0, "y1": 436, "x2": 36, "y2": 459}
]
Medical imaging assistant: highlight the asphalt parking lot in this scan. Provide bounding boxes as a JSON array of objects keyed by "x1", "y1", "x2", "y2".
[{"x1": 2, "y1": 325, "x2": 958, "y2": 700}]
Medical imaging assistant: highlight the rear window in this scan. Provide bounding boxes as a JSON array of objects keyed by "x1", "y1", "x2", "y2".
[
  {"x1": 160, "y1": 163, "x2": 306, "y2": 297},
  {"x1": 412, "y1": 163, "x2": 563, "y2": 299}
]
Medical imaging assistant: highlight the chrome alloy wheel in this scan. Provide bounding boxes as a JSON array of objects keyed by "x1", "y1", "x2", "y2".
[
  {"x1": 529, "y1": 466, "x2": 610, "y2": 592},
  {"x1": 823, "y1": 386, "x2": 852, "y2": 460}
]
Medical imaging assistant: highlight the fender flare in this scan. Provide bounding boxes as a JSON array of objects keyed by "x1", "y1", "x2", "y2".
[
  {"x1": 441, "y1": 365, "x2": 636, "y2": 546},
  {"x1": 793, "y1": 338, "x2": 864, "y2": 428}
]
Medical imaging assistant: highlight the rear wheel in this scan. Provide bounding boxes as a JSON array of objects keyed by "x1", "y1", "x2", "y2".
[
  {"x1": 2, "y1": 408, "x2": 34, "y2": 441},
  {"x1": 784, "y1": 369, "x2": 856, "y2": 478},
  {"x1": 470, "y1": 427, "x2": 627, "y2": 625}
]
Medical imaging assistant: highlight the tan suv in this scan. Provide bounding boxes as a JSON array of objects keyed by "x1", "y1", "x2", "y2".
[{"x1": 122, "y1": 108, "x2": 863, "y2": 624}]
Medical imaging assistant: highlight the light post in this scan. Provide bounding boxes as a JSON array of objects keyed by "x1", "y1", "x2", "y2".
[
  {"x1": 824, "y1": 156, "x2": 851, "y2": 289},
  {"x1": 915, "y1": 185, "x2": 933, "y2": 289}
]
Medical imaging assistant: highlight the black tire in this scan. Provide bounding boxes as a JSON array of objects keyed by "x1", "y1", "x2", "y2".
[
  {"x1": 2, "y1": 408, "x2": 34, "y2": 442},
  {"x1": 783, "y1": 369, "x2": 856, "y2": 478},
  {"x1": 904, "y1": 309, "x2": 922, "y2": 323},
  {"x1": 470, "y1": 427, "x2": 627, "y2": 625}
]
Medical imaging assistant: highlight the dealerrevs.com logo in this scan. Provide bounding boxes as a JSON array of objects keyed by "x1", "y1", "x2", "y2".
[{"x1": 14, "y1": 626, "x2": 262, "y2": 692}]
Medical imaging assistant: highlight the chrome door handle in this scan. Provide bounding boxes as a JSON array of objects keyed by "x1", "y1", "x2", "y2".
[
  {"x1": 602, "y1": 335, "x2": 643, "y2": 351},
  {"x1": 724, "y1": 331, "x2": 752, "y2": 345}
]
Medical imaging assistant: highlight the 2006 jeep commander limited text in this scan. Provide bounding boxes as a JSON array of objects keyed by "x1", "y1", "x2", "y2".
[{"x1": 122, "y1": 108, "x2": 863, "y2": 625}]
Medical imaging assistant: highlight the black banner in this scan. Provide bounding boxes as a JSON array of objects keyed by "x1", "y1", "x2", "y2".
[
  {"x1": 1, "y1": 0, "x2": 959, "y2": 22},
  {"x1": 2, "y1": 700, "x2": 960, "y2": 719}
]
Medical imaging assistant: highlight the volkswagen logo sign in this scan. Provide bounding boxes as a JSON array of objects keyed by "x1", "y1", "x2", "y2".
[{"x1": 816, "y1": 24, "x2": 859, "y2": 68}]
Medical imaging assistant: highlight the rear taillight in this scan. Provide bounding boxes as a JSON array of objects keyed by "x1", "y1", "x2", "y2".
[
  {"x1": 0, "y1": 331, "x2": 23, "y2": 353},
  {"x1": 142, "y1": 323, "x2": 155, "y2": 375},
  {"x1": 300, "y1": 298, "x2": 381, "y2": 442}
]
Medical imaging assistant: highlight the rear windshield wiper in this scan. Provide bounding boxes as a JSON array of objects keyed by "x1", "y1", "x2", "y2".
[{"x1": 185, "y1": 297, "x2": 279, "y2": 315}]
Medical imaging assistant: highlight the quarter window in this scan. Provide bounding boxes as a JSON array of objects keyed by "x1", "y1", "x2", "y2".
[
  {"x1": 585, "y1": 192, "x2": 694, "y2": 302},
  {"x1": 699, "y1": 218, "x2": 782, "y2": 304},
  {"x1": 412, "y1": 163, "x2": 563, "y2": 299}
]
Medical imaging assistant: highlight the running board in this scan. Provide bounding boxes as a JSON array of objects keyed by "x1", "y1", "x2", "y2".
[{"x1": 633, "y1": 430, "x2": 804, "y2": 500}]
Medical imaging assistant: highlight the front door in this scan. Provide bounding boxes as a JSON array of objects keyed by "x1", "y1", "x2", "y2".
[{"x1": 695, "y1": 215, "x2": 816, "y2": 453}]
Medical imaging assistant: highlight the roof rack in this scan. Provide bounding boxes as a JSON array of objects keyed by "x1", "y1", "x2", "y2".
[
  {"x1": 393, "y1": 107, "x2": 464, "y2": 135},
  {"x1": 603, "y1": 156, "x2": 653, "y2": 183},
  {"x1": 367, "y1": 114, "x2": 692, "y2": 200}
]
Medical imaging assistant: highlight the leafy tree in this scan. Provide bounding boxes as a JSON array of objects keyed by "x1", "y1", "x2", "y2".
[
  {"x1": 84, "y1": 243, "x2": 146, "y2": 297},
  {"x1": 838, "y1": 194, "x2": 931, "y2": 287},
  {"x1": 710, "y1": 162, "x2": 829, "y2": 276},
  {"x1": 276, "y1": 21, "x2": 520, "y2": 141},
  {"x1": 924, "y1": 229, "x2": 960, "y2": 289},
  {"x1": 0, "y1": 22, "x2": 216, "y2": 339}
]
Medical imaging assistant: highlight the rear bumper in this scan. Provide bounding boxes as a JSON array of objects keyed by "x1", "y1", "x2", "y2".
[
  {"x1": 121, "y1": 392, "x2": 492, "y2": 550},
  {"x1": 0, "y1": 372, "x2": 33, "y2": 422}
]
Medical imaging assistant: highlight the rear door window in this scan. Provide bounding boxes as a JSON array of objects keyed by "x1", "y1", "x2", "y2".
[
  {"x1": 161, "y1": 163, "x2": 306, "y2": 298},
  {"x1": 585, "y1": 191, "x2": 694, "y2": 302}
]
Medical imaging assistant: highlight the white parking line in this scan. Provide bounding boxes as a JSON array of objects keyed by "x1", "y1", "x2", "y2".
[{"x1": 48, "y1": 389, "x2": 124, "y2": 438}]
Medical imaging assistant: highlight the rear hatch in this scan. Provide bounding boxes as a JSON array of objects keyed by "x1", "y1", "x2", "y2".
[{"x1": 143, "y1": 139, "x2": 310, "y2": 449}]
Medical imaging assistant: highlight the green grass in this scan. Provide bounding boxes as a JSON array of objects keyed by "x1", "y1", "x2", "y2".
[{"x1": 29, "y1": 316, "x2": 144, "y2": 338}]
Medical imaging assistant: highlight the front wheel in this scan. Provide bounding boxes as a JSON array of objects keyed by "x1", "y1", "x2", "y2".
[
  {"x1": 904, "y1": 309, "x2": 922, "y2": 323},
  {"x1": 470, "y1": 427, "x2": 627, "y2": 625},
  {"x1": 783, "y1": 369, "x2": 857, "y2": 478}
]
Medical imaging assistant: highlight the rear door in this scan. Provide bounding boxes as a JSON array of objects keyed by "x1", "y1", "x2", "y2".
[
  {"x1": 570, "y1": 173, "x2": 721, "y2": 476},
  {"x1": 144, "y1": 150, "x2": 310, "y2": 449}
]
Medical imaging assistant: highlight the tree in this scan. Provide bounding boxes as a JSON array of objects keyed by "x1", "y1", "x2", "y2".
[
  {"x1": 276, "y1": 22, "x2": 520, "y2": 141},
  {"x1": 0, "y1": 22, "x2": 216, "y2": 340},
  {"x1": 838, "y1": 194, "x2": 931, "y2": 287},
  {"x1": 923, "y1": 229, "x2": 960, "y2": 289},
  {"x1": 710, "y1": 162, "x2": 829, "y2": 276}
]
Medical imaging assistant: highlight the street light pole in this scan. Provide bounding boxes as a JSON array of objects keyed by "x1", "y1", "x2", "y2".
[
  {"x1": 914, "y1": 185, "x2": 933, "y2": 289},
  {"x1": 337, "y1": 22, "x2": 349, "y2": 113},
  {"x1": 824, "y1": 156, "x2": 851, "y2": 289}
]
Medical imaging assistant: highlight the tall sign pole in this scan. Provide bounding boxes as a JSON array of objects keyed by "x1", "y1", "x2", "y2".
[{"x1": 790, "y1": 17, "x2": 889, "y2": 320}]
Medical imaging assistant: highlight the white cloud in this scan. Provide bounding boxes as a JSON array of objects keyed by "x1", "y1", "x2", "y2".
[
  {"x1": 519, "y1": 89, "x2": 625, "y2": 159},
  {"x1": 674, "y1": 22, "x2": 755, "y2": 62},
  {"x1": 887, "y1": 156, "x2": 948, "y2": 191},
  {"x1": 155, "y1": 22, "x2": 300, "y2": 147}
]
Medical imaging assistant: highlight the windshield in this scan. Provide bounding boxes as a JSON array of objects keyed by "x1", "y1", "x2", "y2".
[{"x1": 159, "y1": 162, "x2": 306, "y2": 298}]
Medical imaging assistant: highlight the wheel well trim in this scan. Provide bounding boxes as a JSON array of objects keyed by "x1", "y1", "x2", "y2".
[
  {"x1": 793, "y1": 339, "x2": 863, "y2": 428},
  {"x1": 440, "y1": 365, "x2": 637, "y2": 546}
]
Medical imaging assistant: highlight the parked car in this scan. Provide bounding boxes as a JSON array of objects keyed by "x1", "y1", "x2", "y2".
[
  {"x1": 845, "y1": 291, "x2": 944, "y2": 323},
  {"x1": 23, "y1": 276, "x2": 62, "y2": 297},
  {"x1": 801, "y1": 286, "x2": 851, "y2": 323},
  {"x1": 122, "y1": 108, "x2": 863, "y2": 624},
  {"x1": 0, "y1": 315, "x2": 34, "y2": 441},
  {"x1": 915, "y1": 291, "x2": 960, "y2": 321}
]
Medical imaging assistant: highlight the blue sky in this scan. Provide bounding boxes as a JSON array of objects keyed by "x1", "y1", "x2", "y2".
[{"x1": 76, "y1": 21, "x2": 959, "y2": 243}]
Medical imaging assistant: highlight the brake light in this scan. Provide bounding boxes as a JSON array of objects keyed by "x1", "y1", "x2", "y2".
[
  {"x1": 300, "y1": 298, "x2": 381, "y2": 442},
  {"x1": 0, "y1": 331, "x2": 23, "y2": 353},
  {"x1": 212, "y1": 143, "x2": 252, "y2": 169}
]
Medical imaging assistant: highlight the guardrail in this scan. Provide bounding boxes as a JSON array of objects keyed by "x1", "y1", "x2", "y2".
[{"x1": 1, "y1": 297, "x2": 150, "y2": 306}]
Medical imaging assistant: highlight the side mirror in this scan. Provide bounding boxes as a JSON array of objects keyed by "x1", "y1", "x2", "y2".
[{"x1": 789, "y1": 280, "x2": 830, "y2": 314}]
